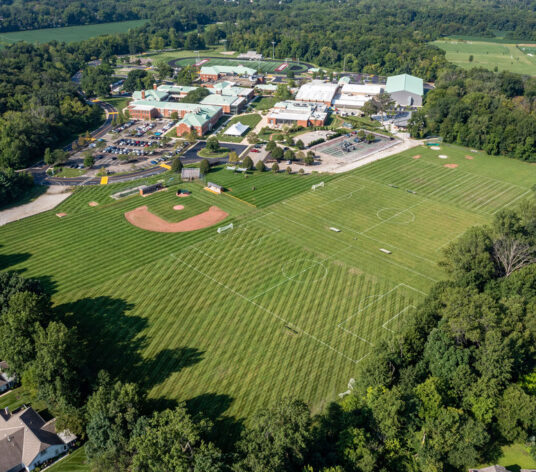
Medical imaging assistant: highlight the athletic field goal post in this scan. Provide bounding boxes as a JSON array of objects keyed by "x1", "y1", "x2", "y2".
[
  {"x1": 217, "y1": 223, "x2": 234, "y2": 234},
  {"x1": 311, "y1": 182, "x2": 325, "y2": 191}
]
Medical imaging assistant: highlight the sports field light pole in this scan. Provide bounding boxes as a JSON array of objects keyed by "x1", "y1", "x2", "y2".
[
  {"x1": 222, "y1": 39, "x2": 227, "y2": 51},
  {"x1": 272, "y1": 41, "x2": 276, "y2": 60},
  {"x1": 195, "y1": 50, "x2": 200, "y2": 64}
]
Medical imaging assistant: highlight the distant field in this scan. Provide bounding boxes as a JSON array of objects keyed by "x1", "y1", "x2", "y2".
[
  {"x1": 0, "y1": 20, "x2": 147, "y2": 45},
  {"x1": 0, "y1": 144, "x2": 533, "y2": 420},
  {"x1": 434, "y1": 39, "x2": 536, "y2": 75}
]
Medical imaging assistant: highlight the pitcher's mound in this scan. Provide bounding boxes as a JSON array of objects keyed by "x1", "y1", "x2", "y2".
[
  {"x1": 465, "y1": 155, "x2": 474, "y2": 160},
  {"x1": 125, "y1": 205, "x2": 228, "y2": 233},
  {"x1": 173, "y1": 205, "x2": 184, "y2": 210},
  {"x1": 89, "y1": 201, "x2": 99, "y2": 207},
  {"x1": 444, "y1": 164, "x2": 458, "y2": 169}
]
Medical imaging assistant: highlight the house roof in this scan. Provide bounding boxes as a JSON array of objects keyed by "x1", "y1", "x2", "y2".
[
  {"x1": 385, "y1": 74, "x2": 423, "y2": 96},
  {"x1": 0, "y1": 408, "x2": 67, "y2": 472},
  {"x1": 224, "y1": 122, "x2": 249, "y2": 136}
]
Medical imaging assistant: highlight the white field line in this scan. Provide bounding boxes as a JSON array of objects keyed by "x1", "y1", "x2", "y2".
[
  {"x1": 170, "y1": 253, "x2": 365, "y2": 365},
  {"x1": 453, "y1": 179, "x2": 507, "y2": 208},
  {"x1": 280, "y1": 198, "x2": 438, "y2": 265},
  {"x1": 248, "y1": 244, "x2": 352, "y2": 302},
  {"x1": 191, "y1": 246, "x2": 214, "y2": 259},
  {"x1": 400, "y1": 282, "x2": 428, "y2": 296},
  {"x1": 382, "y1": 305, "x2": 416, "y2": 332},
  {"x1": 491, "y1": 189, "x2": 532, "y2": 214},
  {"x1": 339, "y1": 325, "x2": 374, "y2": 346},
  {"x1": 361, "y1": 200, "x2": 425, "y2": 234},
  {"x1": 275, "y1": 212, "x2": 438, "y2": 283},
  {"x1": 337, "y1": 284, "x2": 401, "y2": 328},
  {"x1": 472, "y1": 184, "x2": 518, "y2": 211},
  {"x1": 427, "y1": 172, "x2": 478, "y2": 197},
  {"x1": 316, "y1": 187, "x2": 365, "y2": 207}
]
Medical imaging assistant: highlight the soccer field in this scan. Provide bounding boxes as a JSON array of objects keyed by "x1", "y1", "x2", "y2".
[
  {"x1": 0, "y1": 144, "x2": 533, "y2": 418},
  {"x1": 171, "y1": 56, "x2": 309, "y2": 74},
  {"x1": 434, "y1": 39, "x2": 536, "y2": 75}
]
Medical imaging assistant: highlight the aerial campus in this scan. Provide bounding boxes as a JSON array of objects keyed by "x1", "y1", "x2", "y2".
[{"x1": 1, "y1": 1, "x2": 536, "y2": 471}]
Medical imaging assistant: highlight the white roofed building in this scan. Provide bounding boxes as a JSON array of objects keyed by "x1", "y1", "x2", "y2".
[
  {"x1": 295, "y1": 81, "x2": 340, "y2": 105},
  {"x1": 224, "y1": 122, "x2": 249, "y2": 136},
  {"x1": 332, "y1": 83, "x2": 384, "y2": 109}
]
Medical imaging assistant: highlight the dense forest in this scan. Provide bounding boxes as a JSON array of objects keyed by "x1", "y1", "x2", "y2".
[
  {"x1": 0, "y1": 43, "x2": 101, "y2": 169},
  {"x1": 2, "y1": 196, "x2": 536, "y2": 471}
]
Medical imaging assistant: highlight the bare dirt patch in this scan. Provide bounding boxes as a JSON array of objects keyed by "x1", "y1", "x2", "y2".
[
  {"x1": 125, "y1": 205, "x2": 228, "y2": 233},
  {"x1": 412, "y1": 154, "x2": 421, "y2": 159},
  {"x1": 89, "y1": 201, "x2": 99, "y2": 207},
  {"x1": 444, "y1": 164, "x2": 459, "y2": 169},
  {"x1": 173, "y1": 205, "x2": 185, "y2": 210},
  {"x1": 465, "y1": 155, "x2": 474, "y2": 160}
]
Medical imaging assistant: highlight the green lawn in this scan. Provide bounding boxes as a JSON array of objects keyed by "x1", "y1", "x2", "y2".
[
  {"x1": 250, "y1": 96, "x2": 279, "y2": 111},
  {"x1": 0, "y1": 144, "x2": 534, "y2": 421},
  {"x1": 217, "y1": 113, "x2": 262, "y2": 143},
  {"x1": 47, "y1": 447, "x2": 90, "y2": 472},
  {"x1": 481, "y1": 444, "x2": 536, "y2": 471},
  {"x1": 434, "y1": 39, "x2": 536, "y2": 75},
  {"x1": 0, "y1": 20, "x2": 147, "y2": 46}
]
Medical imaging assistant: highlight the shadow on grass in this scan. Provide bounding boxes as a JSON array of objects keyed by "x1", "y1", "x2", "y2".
[
  {"x1": 0, "y1": 252, "x2": 31, "y2": 271},
  {"x1": 55, "y1": 296, "x2": 204, "y2": 399},
  {"x1": 186, "y1": 393, "x2": 243, "y2": 452}
]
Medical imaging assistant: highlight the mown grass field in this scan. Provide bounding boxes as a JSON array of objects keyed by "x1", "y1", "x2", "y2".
[
  {"x1": 434, "y1": 39, "x2": 536, "y2": 75},
  {"x1": 0, "y1": 20, "x2": 147, "y2": 46},
  {"x1": 172, "y1": 56, "x2": 309, "y2": 74},
  {"x1": 0, "y1": 144, "x2": 534, "y2": 422}
]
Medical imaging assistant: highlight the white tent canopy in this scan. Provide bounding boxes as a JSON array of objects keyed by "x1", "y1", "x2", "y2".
[{"x1": 224, "y1": 122, "x2": 249, "y2": 136}]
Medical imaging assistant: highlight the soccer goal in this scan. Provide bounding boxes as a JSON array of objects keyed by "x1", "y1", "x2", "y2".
[
  {"x1": 311, "y1": 181, "x2": 325, "y2": 191},
  {"x1": 217, "y1": 223, "x2": 234, "y2": 234}
]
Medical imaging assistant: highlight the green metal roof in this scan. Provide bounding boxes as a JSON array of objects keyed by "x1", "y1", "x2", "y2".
[
  {"x1": 200, "y1": 94, "x2": 238, "y2": 106},
  {"x1": 385, "y1": 74, "x2": 423, "y2": 96},
  {"x1": 157, "y1": 85, "x2": 198, "y2": 94},
  {"x1": 132, "y1": 90, "x2": 169, "y2": 101},
  {"x1": 179, "y1": 109, "x2": 217, "y2": 127},
  {"x1": 130, "y1": 99, "x2": 220, "y2": 114}
]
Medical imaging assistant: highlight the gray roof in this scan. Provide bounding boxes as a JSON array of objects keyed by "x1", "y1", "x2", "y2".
[{"x1": 0, "y1": 408, "x2": 66, "y2": 472}]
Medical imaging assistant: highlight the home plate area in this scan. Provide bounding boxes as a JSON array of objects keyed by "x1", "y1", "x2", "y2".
[{"x1": 175, "y1": 217, "x2": 423, "y2": 364}]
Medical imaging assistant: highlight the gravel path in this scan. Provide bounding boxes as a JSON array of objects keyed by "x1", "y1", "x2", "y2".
[{"x1": 0, "y1": 186, "x2": 72, "y2": 226}]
